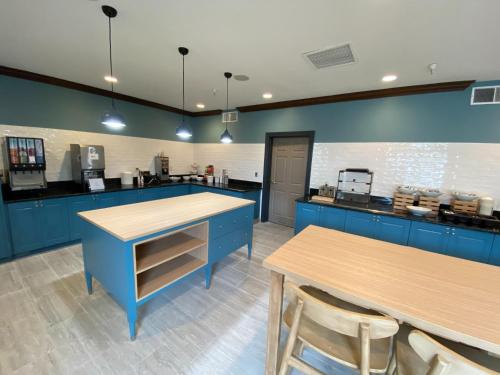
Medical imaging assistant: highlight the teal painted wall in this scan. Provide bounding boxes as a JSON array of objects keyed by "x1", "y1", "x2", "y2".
[
  {"x1": 193, "y1": 81, "x2": 500, "y2": 143},
  {"x1": 2, "y1": 75, "x2": 499, "y2": 144},
  {"x1": 0, "y1": 75, "x2": 189, "y2": 142}
]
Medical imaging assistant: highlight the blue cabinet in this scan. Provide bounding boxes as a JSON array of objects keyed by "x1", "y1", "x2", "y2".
[
  {"x1": 295, "y1": 202, "x2": 320, "y2": 233},
  {"x1": 95, "y1": 192, "x2": 119, "y2": 208},
  {"x1": 0, "y1": 193, "x2": 12, "y2": 260},
  {"x1": 118, "y1": 190, "x2": 138, "y2": 205},
  {"x1": 40, "y1": 198, "x2": 70, "y2": 247},
  {"x1": 409, "y1": 222, "x2": 494, "y2": 263},
  {"x1": 446, "y1": 227, "x2": 493, "y2": 263},
  {"x1": 8, "y1": 201, "x2": 42, "y2": 254},
  {"x1": 137, "y1": 187, "x2": 165, "y2": 202},
  {"x1": 190, "y1": 185, "x2": 210, "y2": 194},
  {"x1": 161, "y1": 185, "x2": 190, "y2": 198},
  {"x1": 68, "y1": 195, "x2": 96, "y2": 241},
  {"x1": 345, "y1": 211, "x2": 378, "y2": 239},
  {"x1": 8, "y1": 198, "x2": 69, "y2": 254},
  {"x1": 377, "y1": 215, "x2": 411, "y2": 245},
  {"x1": 344, "y1": 211, "x2": 410, "y2": 245},
  {"x1": 295, "y1": 203, "x2": 346, "y2": 234},
  {"x1": 489, "y1": 235, "x2": 500, "y2": 266},
  {"x1": 408, "y1": 221, "x2": 449, "y2": 255}
]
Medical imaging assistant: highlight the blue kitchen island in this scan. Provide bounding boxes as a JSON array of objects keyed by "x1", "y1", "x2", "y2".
[{"x1": 79, "y1": 192, "x2": 254, "y2": 339}]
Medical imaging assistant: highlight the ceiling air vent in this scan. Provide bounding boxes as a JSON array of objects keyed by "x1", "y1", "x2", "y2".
[
  {"x1": 303, "y1": 43, "x2": 356, "y2": 69},
  {"x1": 222, "y1": 110, "x2": 238, "y2": 123},
  {"x1": 471, "y1": 86, "x2": 500, "y2": 105}
]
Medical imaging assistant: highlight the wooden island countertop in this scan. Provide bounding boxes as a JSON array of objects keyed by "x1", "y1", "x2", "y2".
[
  {"x1": 263, "y1": 225, "x2": 500, "y2": 373},
  {"x1": 78, "y1": 192, "x2": 255, "y2": 241}
]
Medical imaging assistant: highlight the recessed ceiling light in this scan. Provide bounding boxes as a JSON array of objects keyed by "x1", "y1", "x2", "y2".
[
  {"x1": 262, "y1": 93, "x2": 273, "y2": 99},
  {"x1": 382, "y1": 74, "x2": 397, "y2": 82},
  {"x1": 196, "y1": 103, "x2": 205, "y2": 109},
  {"x1": 104, "y1": 75, "x2": 118, "y2": 83}
]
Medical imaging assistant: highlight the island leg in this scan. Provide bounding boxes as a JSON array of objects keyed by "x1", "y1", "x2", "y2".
[
  {"x1": 247, "y1": 236, "x2": 253, "y2": 259},
  {"x1": 85, "y1": 271, "x2": 93, "y2": 295},
  {"x1": 247, "y1": 221, "x2": 253, "y2": 259},
  {"x1": 205, "y1": 265, "x2": 212, "y2": 289},
  {"x1": 127, "y1": 307, "x2": 137, "y2": 340},
  {"x1": 265, "y1": 271, "x2": 284, "y2": 375}
]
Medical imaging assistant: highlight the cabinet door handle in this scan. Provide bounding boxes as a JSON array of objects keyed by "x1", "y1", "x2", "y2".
[
  {"x1": 39, "y1": 201, "x2": 43, "y2": 207},
  {"x1": 34, "y1": 201, "x2": 38, "y2": 207}
]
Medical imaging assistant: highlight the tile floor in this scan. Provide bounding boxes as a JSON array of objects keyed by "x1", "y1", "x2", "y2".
[{"x1": 1, "y1": 222, "x2": 498, "y2": 374}]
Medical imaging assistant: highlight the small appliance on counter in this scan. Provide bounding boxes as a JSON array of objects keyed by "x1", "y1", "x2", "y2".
[
  {"x1": 154, "y1": 155, "x2": 169, "y2": 182},
  {"x1": 70, "y1": 144, "x2": 105, "y2": 188},
  {"x1": 221, "y1": 169, "x2": 229, "y2": 185},
  {"x1": 121, "y1": 172, "x2": 133, "y2": 186},
  {"x1": 479, "y1": 197, "x2": 494, "y2": 216},
  {"x1": 3, "y1": 136, "x2": 47, "y2": 190},
  {"x1": 335, "y1": 168, "x2": 373, "y2": 204},
  {"x1": 311, "y1": 183, "x2": 336, "y2": 203}
]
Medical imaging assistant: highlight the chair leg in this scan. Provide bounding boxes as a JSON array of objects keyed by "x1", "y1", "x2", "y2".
[
  {"x1": 387, "y1": 335, "x2": 397, "y2": 375},
  {"x1": 279, "y1": 299, "x2": 304, "y2": 375},
  {"x1": 285, "y1": 341, "x2": 306, "y2": 375}
]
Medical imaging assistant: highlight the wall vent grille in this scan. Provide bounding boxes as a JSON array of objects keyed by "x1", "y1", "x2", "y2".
[
  {"x1": 471, "y1": 86, "x2": 500, "y2": 105},
  {"x1": 222, "y1": 110, "x2": 238, "y2": 123},
  {"x1": 303, "y1": 43, "x2": 356, "y2": 69}
]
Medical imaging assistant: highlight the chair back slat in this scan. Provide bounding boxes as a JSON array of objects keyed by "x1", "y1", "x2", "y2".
[
  {"x1": 284, "y1": 282, "x2": 399, "y2": 340},
  {"x1": 408, "y1": 330, "x2": 499, "y2": 375}
]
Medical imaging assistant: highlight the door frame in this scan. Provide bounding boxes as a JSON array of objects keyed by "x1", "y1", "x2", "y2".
[{"x1": 261, "y1": 131, "x2": 315, "y2": 222}]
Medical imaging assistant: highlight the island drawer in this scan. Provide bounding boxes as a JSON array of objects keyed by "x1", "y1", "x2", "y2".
[
  {"x1": 210, "y1": 229, "x2": 249, "y2": 263},
  {"x1": 210, "y1": 206, "x2": 252, "y2": 239}
]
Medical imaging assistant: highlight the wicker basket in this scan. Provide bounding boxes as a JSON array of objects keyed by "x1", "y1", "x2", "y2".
[
  {"x1": 419, "y1": 196, "x2": 440, "y2": 216},
  {"x1": 451, "y1": 199, "x2": 479, "y2": 215},
  {"x1": 393, "y1": 193, "x2": 416, "y2": 212}
]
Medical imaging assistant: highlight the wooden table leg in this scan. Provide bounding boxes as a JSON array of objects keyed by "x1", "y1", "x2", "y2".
[{"x1": 265, "y1": 270, "x2": 284, "y2": 375}]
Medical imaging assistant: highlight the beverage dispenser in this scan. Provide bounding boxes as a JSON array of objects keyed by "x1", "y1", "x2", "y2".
[{"x1": 3, "y1": 136, "x2": 47, "y2": 190}]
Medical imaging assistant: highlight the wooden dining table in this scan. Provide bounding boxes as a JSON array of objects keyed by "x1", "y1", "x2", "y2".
[{"x1": 263, "y1": 225, "x2": 500, "y2": 374}]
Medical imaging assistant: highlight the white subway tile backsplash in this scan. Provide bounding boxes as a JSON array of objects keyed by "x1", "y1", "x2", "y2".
[
  {"x1": 194, "y1": 143, "x2": 265, "y2": 181},
  {"x1": 311, "y1": 143, "x2": 500, "y2": 209},
  {"x1": 1, "y1": 125, "x2": 499, "y2": 210},
  {"x1": 0, "y1": 125, "x2": 194, "y2": 181}
]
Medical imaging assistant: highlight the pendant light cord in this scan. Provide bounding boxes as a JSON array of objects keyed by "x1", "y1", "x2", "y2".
[
  {"x1": 182, "y1": 54, "x2": 185, "y2": 123},
  {"x1": 107, "y1": 16, "x2": 115, "y2": 108},
  {"x1": 225, "y1": 77, "x2": 229, "y2": 131}
]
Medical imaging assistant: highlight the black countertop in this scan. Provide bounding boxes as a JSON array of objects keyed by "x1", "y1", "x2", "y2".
[
  {"x1": 297, "y1": 196, "x2": 500, "y2": 234},
  {"x1": 2, "y1": 178, "x2": 261, "y2": 203}
]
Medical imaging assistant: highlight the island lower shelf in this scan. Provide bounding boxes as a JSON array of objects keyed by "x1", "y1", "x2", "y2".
[{"x1": 134, "y1": 221, "x2": 208, "y2": 301}]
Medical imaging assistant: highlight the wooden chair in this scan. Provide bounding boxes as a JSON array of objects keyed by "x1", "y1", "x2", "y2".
[
  {"x1": 407, "y1": 330, "x2": 500, "y2": 375},
  {"x1": 279, "y1": 282, "x2": 399, "y2": 375}
]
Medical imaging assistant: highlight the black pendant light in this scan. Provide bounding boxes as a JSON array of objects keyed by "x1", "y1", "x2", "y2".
[
  {"x1": 100, "y1": 5, "x2": 126, "y2": 129},
  {"x1": 220, "y1": 72, "x2": 233, "y2": 144},
  {"x1": 175, "y1": 47, "x2": 193, "y2": 139}
]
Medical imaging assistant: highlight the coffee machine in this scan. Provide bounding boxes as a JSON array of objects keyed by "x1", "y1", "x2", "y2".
[
  {"x1": 154, "y1": 156, "x2": 169, "y2": 182},
  {"x1": 4, "y1": 136, "x2": 47, "y2": 190},
  {"x1": 70, "y1": 144, "x2": 106, "y2": 186}
]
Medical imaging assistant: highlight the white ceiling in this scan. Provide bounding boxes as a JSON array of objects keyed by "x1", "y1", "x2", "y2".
[{"x1": 1, "y1": 0, "x2": 499, "y2": 112}]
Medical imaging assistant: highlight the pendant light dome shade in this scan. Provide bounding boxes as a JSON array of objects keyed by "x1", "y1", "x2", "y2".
[
  {"x1": 176, "y1": 47, "x2": 192, "y2": 140},
  {"x1": 176, "y1": 122, "x2": 192, "y2": 139},
  {"x1": 101, "y1": 108, "x2": 126, "y2": 129},
  {"x1": 220, "y1": 128, "x2": 233, "y2": 143},
  {"x1": 220, "y1": 72, "x2": 234, "y2": 143},
  {"x1": 101, "y1": 5, "x2": 126, "y2": 129}
]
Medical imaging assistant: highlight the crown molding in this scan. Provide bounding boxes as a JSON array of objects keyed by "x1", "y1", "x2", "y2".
[
  {"x1": 236, "y1": 80, "x2": 476, "y2": 113},
  {"x1": 0, "y1": 65, "x2": 190, "y2": 116},
  {"x1": 0, "y1": 66, "x2": 475, "y2": 117}
]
